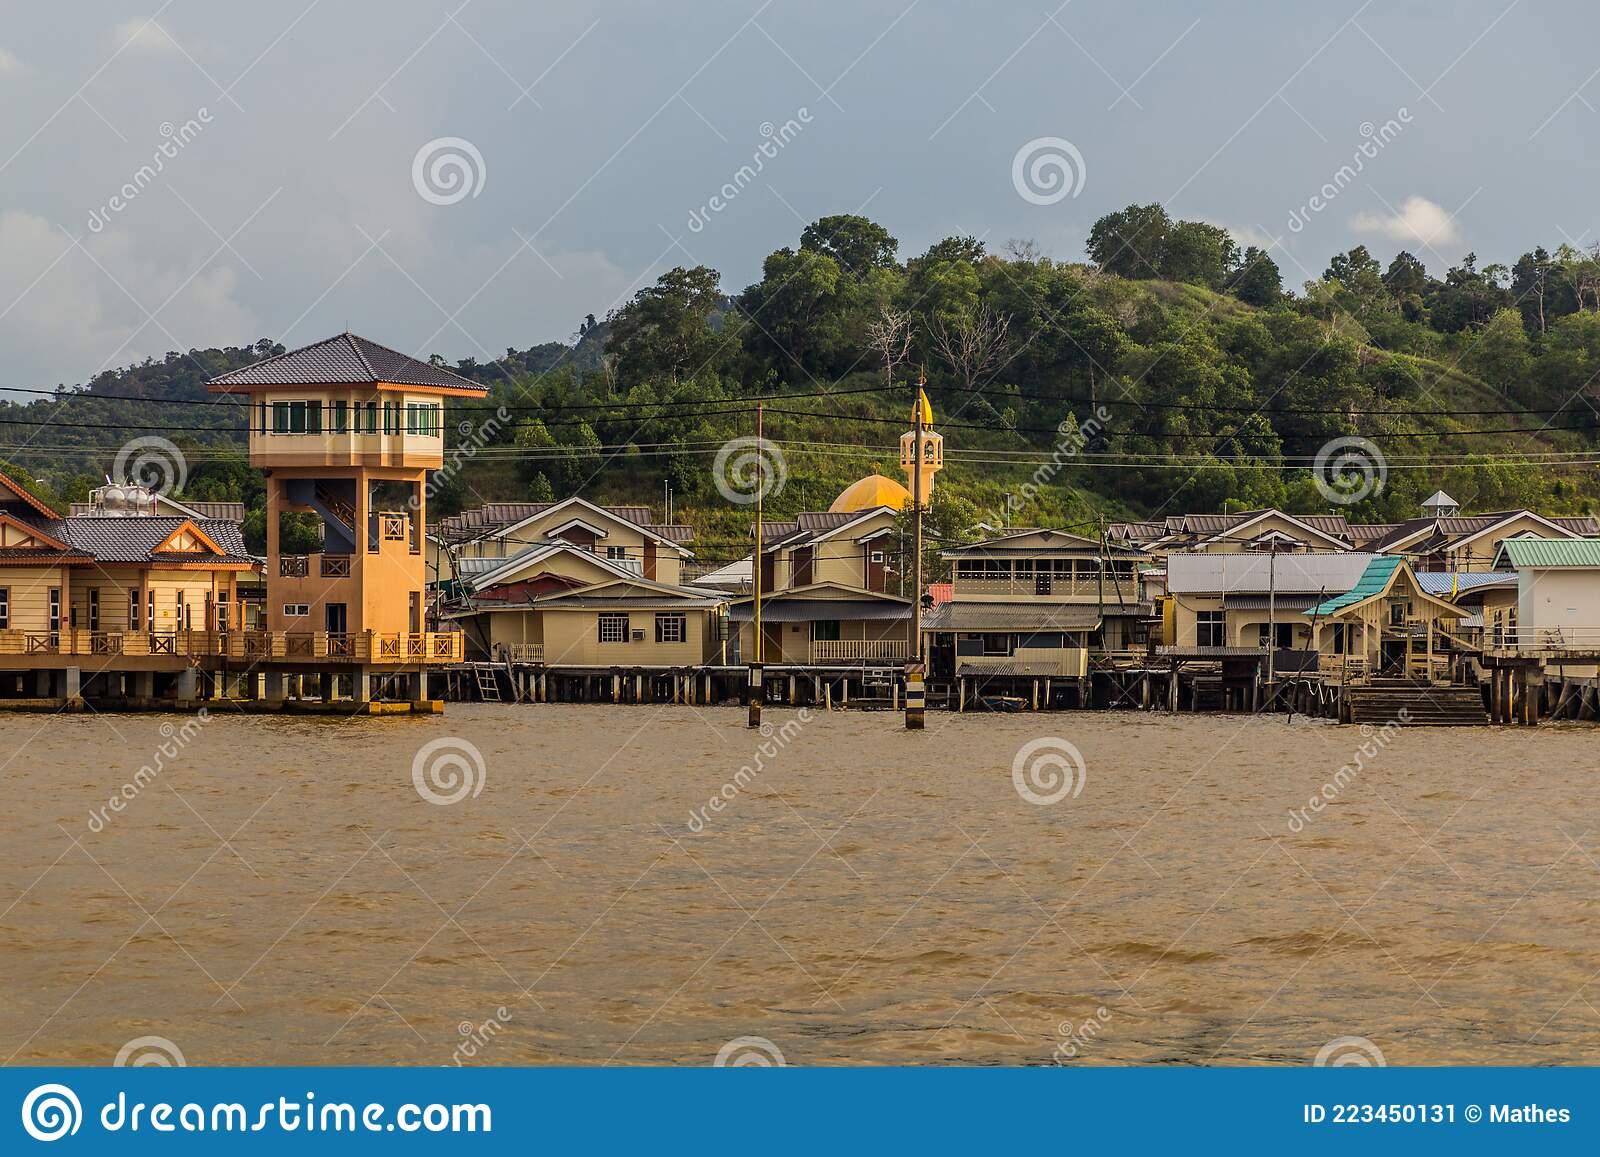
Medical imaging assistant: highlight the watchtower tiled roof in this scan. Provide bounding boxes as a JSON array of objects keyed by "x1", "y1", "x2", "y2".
[{"x1": 209, "y1": 333, "x2": 483, "y2": 391}]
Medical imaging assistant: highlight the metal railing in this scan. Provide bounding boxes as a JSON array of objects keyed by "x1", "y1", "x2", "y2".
[
  {"x1": 1484, "y1": 626, "x2": 1600, "y2": 653},
  {"x1": 808, "y1": 639, "x2": 913, "y2": 663},
  {"x1": 0, "y1": 629, "x2": 464, "y2": 664}
]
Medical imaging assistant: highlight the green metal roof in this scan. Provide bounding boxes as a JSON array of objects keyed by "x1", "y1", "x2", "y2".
[
  {"x1": 1303, "y1": 556, "x2": 1403, "y2": 619},
  {"x1": 1494, "y1": 537, "x2": 1600, "y2": 569}
]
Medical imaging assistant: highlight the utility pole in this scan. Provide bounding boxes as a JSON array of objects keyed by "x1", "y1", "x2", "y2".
[
  {"x1": 907, "y1": 377, "x2": 926, "y2": 730},
  {"x1": 748, "y1": 402, "x2": 764, "y2": 729},
  {"x1": 1267, "y1": 539, "x2": 1277, "y2": 687}
]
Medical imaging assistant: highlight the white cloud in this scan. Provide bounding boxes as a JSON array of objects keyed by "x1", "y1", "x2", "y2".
[
  {"x1": 1350, "y1": 195, "x2": 1460, "y2": 247},
  {"x1": 1223, "y1": 223, "x2": 1274, "y2": 251},
  {"x1": 0, "y1": 48, "x2": 26, "y2": 76},
  {"x1": 111, "y1": 19, "x2": 180, "y2": 57}
]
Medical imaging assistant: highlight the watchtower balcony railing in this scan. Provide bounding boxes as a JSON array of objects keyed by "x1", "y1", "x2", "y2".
[{"x1": 278, "y1": 553, "x2": 355, "y2": 578}]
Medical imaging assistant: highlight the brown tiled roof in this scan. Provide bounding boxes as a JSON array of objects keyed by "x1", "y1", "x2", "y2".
[{"x1": 210, "y1": 332, "x2": 483, "y2": 391}]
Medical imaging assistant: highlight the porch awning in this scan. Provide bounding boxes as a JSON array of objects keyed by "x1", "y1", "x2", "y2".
[{"x1": 727, "y1": 599, "x2": 911, "y2": 622}]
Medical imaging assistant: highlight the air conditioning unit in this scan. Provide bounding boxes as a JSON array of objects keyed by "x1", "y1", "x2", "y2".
[{"x1": 631, "y1": 629, "x2": 646, "y2": 641}]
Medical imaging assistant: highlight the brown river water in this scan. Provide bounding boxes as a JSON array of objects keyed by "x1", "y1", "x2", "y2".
[{"x1": 2, "y1": 704, "x2": 1597, "y2": 1066}]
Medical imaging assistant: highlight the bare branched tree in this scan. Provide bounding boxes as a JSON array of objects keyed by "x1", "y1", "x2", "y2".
[
  {"x1": 865, "y1": 306, "x2": 915, "y2": 388},
  {"x1": 928, "y1": 305, "x2": 1012, "y2": 394}
]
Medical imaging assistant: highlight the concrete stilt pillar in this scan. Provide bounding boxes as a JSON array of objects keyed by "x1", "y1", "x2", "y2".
[
  {"x1": 176, "y1": 668, "x2": 197, "y2": 707},
  {"x1": 64, "y1": 666, "x2": 82, "y2": 706},
  {"x1": 135, "y1": 670, "x2": 155, "y2": 701},
  {"x1": 747, "y1": 664, "x2": 763, "y2": 729},
  {"x1": 35, "y1": 669, "x2": 52, "y2": 698}
]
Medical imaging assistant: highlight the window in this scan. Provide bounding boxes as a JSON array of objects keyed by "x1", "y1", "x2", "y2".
[
  {"x1": 88, "y1": 588, "x2": 99, "y2": 632},
  {"x1": 655, "y1": 612, "x2": 687, "y2": 644},
  {"x1": 48, "y1": 588, "x2": 60, "y2": 636},
  {"x1": 1196, "y1": 610, "x2": 1225, "y2": 648},
  {"x1": 283, "y1": 603, "x2": 310, "y2": 617},
  {"x1": 147, "y1": 591, "x2": 155, "y2": 631},
  {"x1": 598, "y1": 613, "x2": 629, "y2": 643},
  {"x1": 307, "y1": 401, "x2": 322, "y2": 433},
  {"x1": 272, "y1": 402, "x2": 290, "y2": 433},
  {"x1": 0, "y1": 586, "x2": 9, "y2": 629},
  {"x1": 870, "y1": 550, "x2": 885, "y2": 563},
  {"x1": 981, "y1": 633, "x2": 1013, "y2": 656},
  {"x1": 405, "y1": 403, "x2": 439, "y2": 435},
  {"x1": 288, "y1": 401, "x2": 308, "y2": 434},
  {"x1": 334, "y1": 399, "x2": 348, "y2": 433},
  {"x1": 129, "y1": 588, "x2": 140, "y2": 631},
  {"x1": 176, "y1": 591, "x2": 188, "y2": 630},
  {"x1": 811, "y1": 620, "x2": 840, "y2": 642},
  {"x1": 217, "y1": 592, "x2": 230, "y2": 631},
  {"x1": 606, "y1": 546, "x2": 628, "y2": 560}
]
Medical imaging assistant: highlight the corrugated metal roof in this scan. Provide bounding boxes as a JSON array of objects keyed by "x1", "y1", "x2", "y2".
[
  {"x1": 1167, "y1": 552, "x2": 1377, "y2": 595},
  {"x1": 1221, "y1": 594, "x2": 1321, "y2": 610},
  {"x1": 921, "y1": 603, "x2": 1106, "y2": 631},
  {"x1": 957, "y1": 661, "x2": 1066, "y2": 677},
  {"x1": 210, "y1": 333, "x2": 483, "y2": 390},
  {"x1": 1415, "y1": 571, "x2": 1517, "y2": 595},
  {"x1": 1495, "y1": 537, "x2": 1600, "y2": 568},
  {"x1": 1303, "y1": 556, "x2": 1404, "y2": 618}
]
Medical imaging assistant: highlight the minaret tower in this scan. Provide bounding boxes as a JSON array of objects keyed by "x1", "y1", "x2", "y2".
[{"x1": 898, "y1": 387, "x2": 943, "y2": 507}]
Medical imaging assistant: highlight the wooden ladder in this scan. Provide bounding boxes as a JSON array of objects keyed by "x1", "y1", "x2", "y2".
[{"x1": 473, "y1": 664, "x2": 501, "y2": 702}]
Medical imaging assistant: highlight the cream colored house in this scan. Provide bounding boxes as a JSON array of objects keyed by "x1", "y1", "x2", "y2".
[
  {"x1": 728, "y1": 581, "x2": 913, "y2": 665},
  {"x1": 1165, "y1": 552, "x2": 1377, "y2": 653},
  {"x1": 531, "y1": 578, "x2": 726, "y2": 667},
  {"x1": 756, "y1": 507, "x2": 900, "y2": 593},
  {"x1": 923, "y1": 529, "x2": 1153, "y2": 684},
  {"x1": 434, "y1": 496, "x2": 694, "y2": 586}
]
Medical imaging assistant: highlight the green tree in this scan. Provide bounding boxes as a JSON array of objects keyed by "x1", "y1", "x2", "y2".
[{"x1": 799, "y1": 214, "x2": 898, "y2": 277}]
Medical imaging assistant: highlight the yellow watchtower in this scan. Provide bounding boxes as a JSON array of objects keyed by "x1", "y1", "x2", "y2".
[
  {"x1": 209, "y1": 333, "x2": 487, "y2": 639},
  {"x1": 898, "y1": 388, "x2": 943, "y2": 505}
]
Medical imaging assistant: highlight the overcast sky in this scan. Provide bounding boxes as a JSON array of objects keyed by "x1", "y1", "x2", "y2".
[{"x1": 1, "y1": 0, "x2": 1595, "y2": 387}]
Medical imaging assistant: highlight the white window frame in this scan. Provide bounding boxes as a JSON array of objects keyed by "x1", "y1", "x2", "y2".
[{"x1": 598, "y1": 613, "x2": 630, "y2": 643}]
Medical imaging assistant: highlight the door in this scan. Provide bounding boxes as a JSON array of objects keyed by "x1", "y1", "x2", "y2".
[
  {"x1": 325, "y1": 602, "x2": 348, "y2": 635},
  {"x1": 408, "y1": 591, "x2": 421, "y2": 634}
]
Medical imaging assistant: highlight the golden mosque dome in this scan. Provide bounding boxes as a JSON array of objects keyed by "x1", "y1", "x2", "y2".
[{"x1": 829, "y1": 473, "x2": 913, "y2": 514}]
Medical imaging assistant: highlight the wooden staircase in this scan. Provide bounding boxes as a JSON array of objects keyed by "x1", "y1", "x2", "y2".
[{"x1": 1345, "y1": 676, "x2": 1487, "y2": 726}]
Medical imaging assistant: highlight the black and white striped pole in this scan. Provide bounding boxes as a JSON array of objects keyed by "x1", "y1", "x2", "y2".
[
  {"x1": 905, "y1": 664, "x2": 925, "y2": 730},
  {"x1": 749, "y1": 401, "x2": 764, "y2": 730}
]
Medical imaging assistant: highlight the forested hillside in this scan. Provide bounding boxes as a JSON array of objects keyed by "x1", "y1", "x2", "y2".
[{"x1": 8, "y1": 207, "x2": 1600, "y2": 557}]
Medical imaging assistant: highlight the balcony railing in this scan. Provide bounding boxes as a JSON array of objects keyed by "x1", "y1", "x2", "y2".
[
  {"x1": 1484, "y1": 626, "x2": 1600, "y2": 655},
  {"x1": 320, "y1": 554, "x2": 352, "y2": 578},
  {"x1": 808, "y1": 639, "x2": 912, "y2": 663},
  {"x1": 508, "y1": 643, "x2": 545, "y2": 664},
  {"x1": 280, "y1": 555, "x2": 309, "y2": 577},
  {"x1": 952, "y1": 575, "x2": 1141, "y2": 600},
  {"x1": 0, "y1": 629, "x2": 464, "y2": 665}
]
